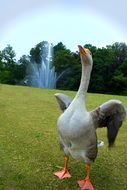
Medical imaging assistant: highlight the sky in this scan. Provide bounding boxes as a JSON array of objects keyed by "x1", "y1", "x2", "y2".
[{"x1": 0, "y1": 0, "x2": 127, "y2": 60}]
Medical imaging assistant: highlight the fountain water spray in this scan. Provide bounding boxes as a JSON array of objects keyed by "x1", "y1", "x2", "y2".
[{"x1": 25, "y1": 42, "x2": 57, "y2": 88}]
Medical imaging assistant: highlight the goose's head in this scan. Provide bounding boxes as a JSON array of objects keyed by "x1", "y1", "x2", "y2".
[{"x1": 78, "y1": 45, "x2": 93, "y2": 66}]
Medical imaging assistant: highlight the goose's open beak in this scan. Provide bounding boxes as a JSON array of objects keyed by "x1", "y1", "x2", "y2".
[{"x1": 78, "y1": 45, "x2": 87, "y2": 55}]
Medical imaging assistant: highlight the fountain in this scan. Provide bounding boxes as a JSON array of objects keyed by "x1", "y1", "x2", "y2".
[{"x1": 25, "y1": 42, "x2": 57, "y2": 88}]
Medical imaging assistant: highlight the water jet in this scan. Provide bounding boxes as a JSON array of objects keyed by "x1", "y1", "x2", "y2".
[{"x1": 25, "y1": 42, "x2": 57, "y2": 88}]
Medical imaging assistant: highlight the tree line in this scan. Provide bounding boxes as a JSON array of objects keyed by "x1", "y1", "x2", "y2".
[{"x1": 0, "y1": 41, "x2": 127, "y2": 95}]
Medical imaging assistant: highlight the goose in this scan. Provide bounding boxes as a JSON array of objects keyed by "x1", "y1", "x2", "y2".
[{"x1": 54, "y1": 45, "x2": 126, "y2": 190}]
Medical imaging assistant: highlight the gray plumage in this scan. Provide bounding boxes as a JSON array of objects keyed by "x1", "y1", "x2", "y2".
[
  {"x1": 55, "y1": 94, "x2": 126, "y2": 148},
  {"x1": 55, "y1": 46, "x2": 126, "y2": 165},
  {"x1": 55, "y1": 93, "x2": 72, "y2": 112}
]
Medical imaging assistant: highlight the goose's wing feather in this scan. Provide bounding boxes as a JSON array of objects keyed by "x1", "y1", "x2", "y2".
[
  {"x1": 55, "y1": 93, "x2": 72, "y2": 112},
  {"x1": 91, "y1": 100, "x2": 126, "y2": 147},
  {"x1": 54, "y1": 93, "x2": 73, "y2": 152}
]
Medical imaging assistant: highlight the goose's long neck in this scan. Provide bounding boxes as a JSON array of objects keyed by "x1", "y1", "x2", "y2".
[{"x1": 75, "y1": 61, "x2": 92, "y2": 101}]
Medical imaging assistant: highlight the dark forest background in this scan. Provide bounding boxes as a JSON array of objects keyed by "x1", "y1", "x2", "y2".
[{"x1": 0, "y1": 41, "x2": 127, "y2": 95}]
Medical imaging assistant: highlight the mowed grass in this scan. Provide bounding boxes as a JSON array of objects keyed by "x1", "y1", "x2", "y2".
[{"x1": 0, "y1": 84, "x2": 127, "y2": 190}]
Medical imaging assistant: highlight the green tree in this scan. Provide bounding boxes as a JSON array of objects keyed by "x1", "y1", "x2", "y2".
[
  {"x1": 53, "y1": 42, "x2": 72, "y2": 73},
  {"x1": 1, "y1": 45, "x2": 16, "y2": 68},
  {"x1": 30, "y1": 41, "x2": 51, "y2": 64},
  {"x1": 109, "y1": 60, "x2": 127, "y2": 94},
  {"x1": 53, "y1": 42, "x2": 81, "y2": 90},
  {"x1": 0, "y1": 50, "x2": 3, "y2": 69},
  {"x1": 11, "y1": 55, "x2": 30, "y2": 84},
  {"x1": 0, "y1": 45, "x2": 16, "y2": 84},
  {"x1": 106, "y1": 42, "x2": 127, "y2": 94}
]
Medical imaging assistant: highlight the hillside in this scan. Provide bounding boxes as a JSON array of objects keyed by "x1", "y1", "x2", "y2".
[{"x1": 0, "y1": 84, "x2": 126, "y2": 190}]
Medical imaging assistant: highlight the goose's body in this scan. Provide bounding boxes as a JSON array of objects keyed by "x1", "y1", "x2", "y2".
[
  {"x1": 57, "y1": 98, "x2": 97, "y2": 162},
  {"x1": 54, "y1": 45, "x2": 126, "y2": 190}
]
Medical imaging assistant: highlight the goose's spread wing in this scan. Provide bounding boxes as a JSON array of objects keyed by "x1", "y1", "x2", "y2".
[
  {"x1": 55, "y1": 93, "x2": 72, "y2": 112},
  {"x1": 91, "y1": 100, "x2": 126, "y2": 147},
  {"x1": 55, "y1": 94, "x2": 126, "y2": 147}
]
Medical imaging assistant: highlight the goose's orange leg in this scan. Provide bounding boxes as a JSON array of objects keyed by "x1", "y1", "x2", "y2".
[
  {"x1": 54, "y1": 156, "x2": 71, "y2": 179},
  {"x1": 78, "y1": 164, "x2": 94, "y2": 190}
]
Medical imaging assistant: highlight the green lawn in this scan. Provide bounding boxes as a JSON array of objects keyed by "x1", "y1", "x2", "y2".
[{"x1": 0, "y1": 84, "x2": 126, "y2": 190}]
